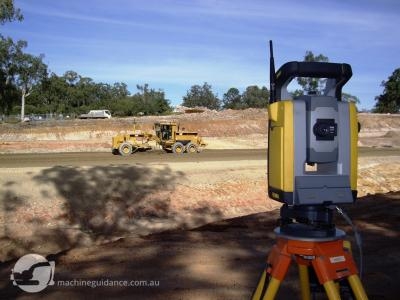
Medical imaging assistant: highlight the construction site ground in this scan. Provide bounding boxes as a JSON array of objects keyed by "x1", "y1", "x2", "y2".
[{"x1": 0, "y1": 109, "x2": 399, "y2": 299}]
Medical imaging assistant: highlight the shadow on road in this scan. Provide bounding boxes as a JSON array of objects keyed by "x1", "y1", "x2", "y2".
[{"x1": 0, "y1": 164, "x2": 223, "y2": 261}]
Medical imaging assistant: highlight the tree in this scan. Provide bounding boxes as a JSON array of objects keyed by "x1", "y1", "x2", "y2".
[
  {"x1": 182, "y1": 82, "x2": 220, "y2": 110},
  {"x1": 297, "y1": 51, "x2": 329, "y2": 95},
  {"x1": 63, "y1": 70, "x2": 79, "y2": 86},
  {"x1": 28, "y1": 71, "x2": 154, "y2": 116},
  {"x1": 74, "y1": 76, "x2": 95, "y2": 108},
  {"x1": 0, "y1": 0, "x2": 23, "y2": 25},
  {"x1": 134, "y1": 83, "x2": 171, "y2": 115},
  {"x1": 373, "y1": 68, "x2": 400, "y2": 113},
  {"x1": 14, "y1": 52, "x2": 47, "y2": 120},
  {"x1": 0, "y1": 37, "x2": 27, "y2": 114},
  {"x1": 291, "y1": 89, "x2": 304, "y2": 98},
  {"x1": 29, "y1": 73, "x2": 69, "y2": 113},
  {"x1": 112, "y1": 82, "x2": 129, "y2": 99},
  {"x1": 242, "y1": 85, "x2": 269, "y2": 108},
  {"x1": 222, "y1": 87, "x2": 242, "y2": 109}
]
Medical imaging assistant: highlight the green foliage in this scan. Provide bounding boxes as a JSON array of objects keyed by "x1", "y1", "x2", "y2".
[
  {"x1": 222, "y1": 86, "x2": 269, "y2": 109},
  {"x1": 28, "y1": 74, "x2": 171, "y2": 116},
  {"x1": 297, "y1": 51, "x2": 329, "y2": 95},
  {"x1": 133, "y1": 84, "x2": 171, "y2": 115},
  {"x1": 183, "y1": 82, "x2": 221, "y2": 110},
  {"x1": 291, "y1": 89, "x2": 304, "y2": 98},
  {"x1": 29, "y1": 73, "x2": 69, "y2": 113},
  {"x1": 0, "y1": 36, "x2": 27, "y2": 114},
  {"x1": 374, "y1": 68, "x2": 400, "y2": 113},
  {"x1": 14, "y1": 53, "x2": 47, "y2": 92},
  {"x1": 0, "y1": 33, "x2": 47, "y2": 120},
  {"x1": 222, "y1": 87, "x2": 242, "y2": 109},
  {"x1": 242, "y1": 85, "x2": 269, "y2": 108},
  {"x1": 14, "y1": 52, "x2": 47, "y2": 120},
  {"x1": 0, "y1": 0, "x2": 23, "y2": 25}
]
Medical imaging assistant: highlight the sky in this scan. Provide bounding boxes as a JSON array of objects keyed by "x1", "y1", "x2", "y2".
[{"x1": 2, "y1": 0, "x2": 400, "y2": 109}]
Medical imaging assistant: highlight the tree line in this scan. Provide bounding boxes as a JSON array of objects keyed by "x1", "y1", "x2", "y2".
[
  {"x1": 182, "y1": 82, "x2": 269, "y2": 110},
  {"x1": 1, "y1": 0, "x2": 399, "y2": 120}
]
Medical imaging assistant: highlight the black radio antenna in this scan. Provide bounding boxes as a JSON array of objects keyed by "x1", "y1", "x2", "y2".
[{"x1": 269, "y1": 40, "x2": 276, "y2": 104}]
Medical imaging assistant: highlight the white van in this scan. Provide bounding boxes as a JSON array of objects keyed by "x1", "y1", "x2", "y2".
[{"x1": 79, "y1": 110, "x2": 112, "y2": 119}]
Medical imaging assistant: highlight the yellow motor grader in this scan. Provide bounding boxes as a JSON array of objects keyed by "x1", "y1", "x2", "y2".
[{"x1": 112, "y1": 121, "x2": 206, "y2": 155}]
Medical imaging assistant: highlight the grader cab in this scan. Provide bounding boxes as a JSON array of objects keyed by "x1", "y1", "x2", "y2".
[{"x1": 154, "y1": 121, "x2": 206, "y2": 154}]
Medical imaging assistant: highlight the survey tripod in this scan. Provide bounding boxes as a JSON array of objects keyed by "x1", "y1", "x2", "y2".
[{"x1": 252, "y1": 205, "x2": 368, "y2": 300}]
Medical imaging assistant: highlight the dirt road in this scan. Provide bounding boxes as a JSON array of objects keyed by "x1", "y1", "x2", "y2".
[
  {"x1": 0, "y1": 146, "x2": 399, "y2": 299},
  {"x1": 1, "y1": 148, "x2": 399, "y2": 168}
]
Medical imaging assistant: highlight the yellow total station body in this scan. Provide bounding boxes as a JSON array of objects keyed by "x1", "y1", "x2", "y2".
[{"x1": 267, "y1": 61, "x2": 358, "y2": 206}]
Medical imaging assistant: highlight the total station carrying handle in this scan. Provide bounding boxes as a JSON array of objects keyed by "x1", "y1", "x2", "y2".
[{"x1": 269, "y1": 41, "x2": 353, "y2": 103}]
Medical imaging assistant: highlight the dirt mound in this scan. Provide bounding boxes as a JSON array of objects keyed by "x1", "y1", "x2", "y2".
[
  {"x1": 1, "y1": 110, "x2": 399, "y2": 153},
  {"x1": 358, "y1": 113, "x2": 400, "y2": 130}
]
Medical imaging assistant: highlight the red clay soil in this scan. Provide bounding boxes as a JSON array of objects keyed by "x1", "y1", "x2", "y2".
[{"x1": 0, "y1": 192, "x2": 398, "y2": 299}]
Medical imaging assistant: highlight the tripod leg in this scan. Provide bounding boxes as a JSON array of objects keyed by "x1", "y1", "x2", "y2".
[
  {"x1": 323, "y1": 280, "x2": 341, "y2": 300},
  {"x1": 263, "y1": 277, "x2": 281, "y2": 300},
  {"x1": 252, "y1": 239, "x2": 292, "y2": 299},
  {"x1": 348, "y1": 275, "x2": 368, "y2": 300},
  {"x1": 252, "y1": 270, "x2": 268, "y2": 300},
  {"x1": 298, "y1": 264, "x2": 311, "y2": 300},
  {"x1": 252, "y1": 270, "x2": 282, "y2": 300}
]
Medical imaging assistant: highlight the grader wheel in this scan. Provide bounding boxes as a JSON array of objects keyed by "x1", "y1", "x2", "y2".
[
  {"x1": 172, "y1": 142, "x2": 185, "y2": 154},
  {"x1": 119, "y1": 142, "x2": 133, "y2": 156},
  {"x1": 186, "y1": 142, "x2": 198, "y2": 153}
]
